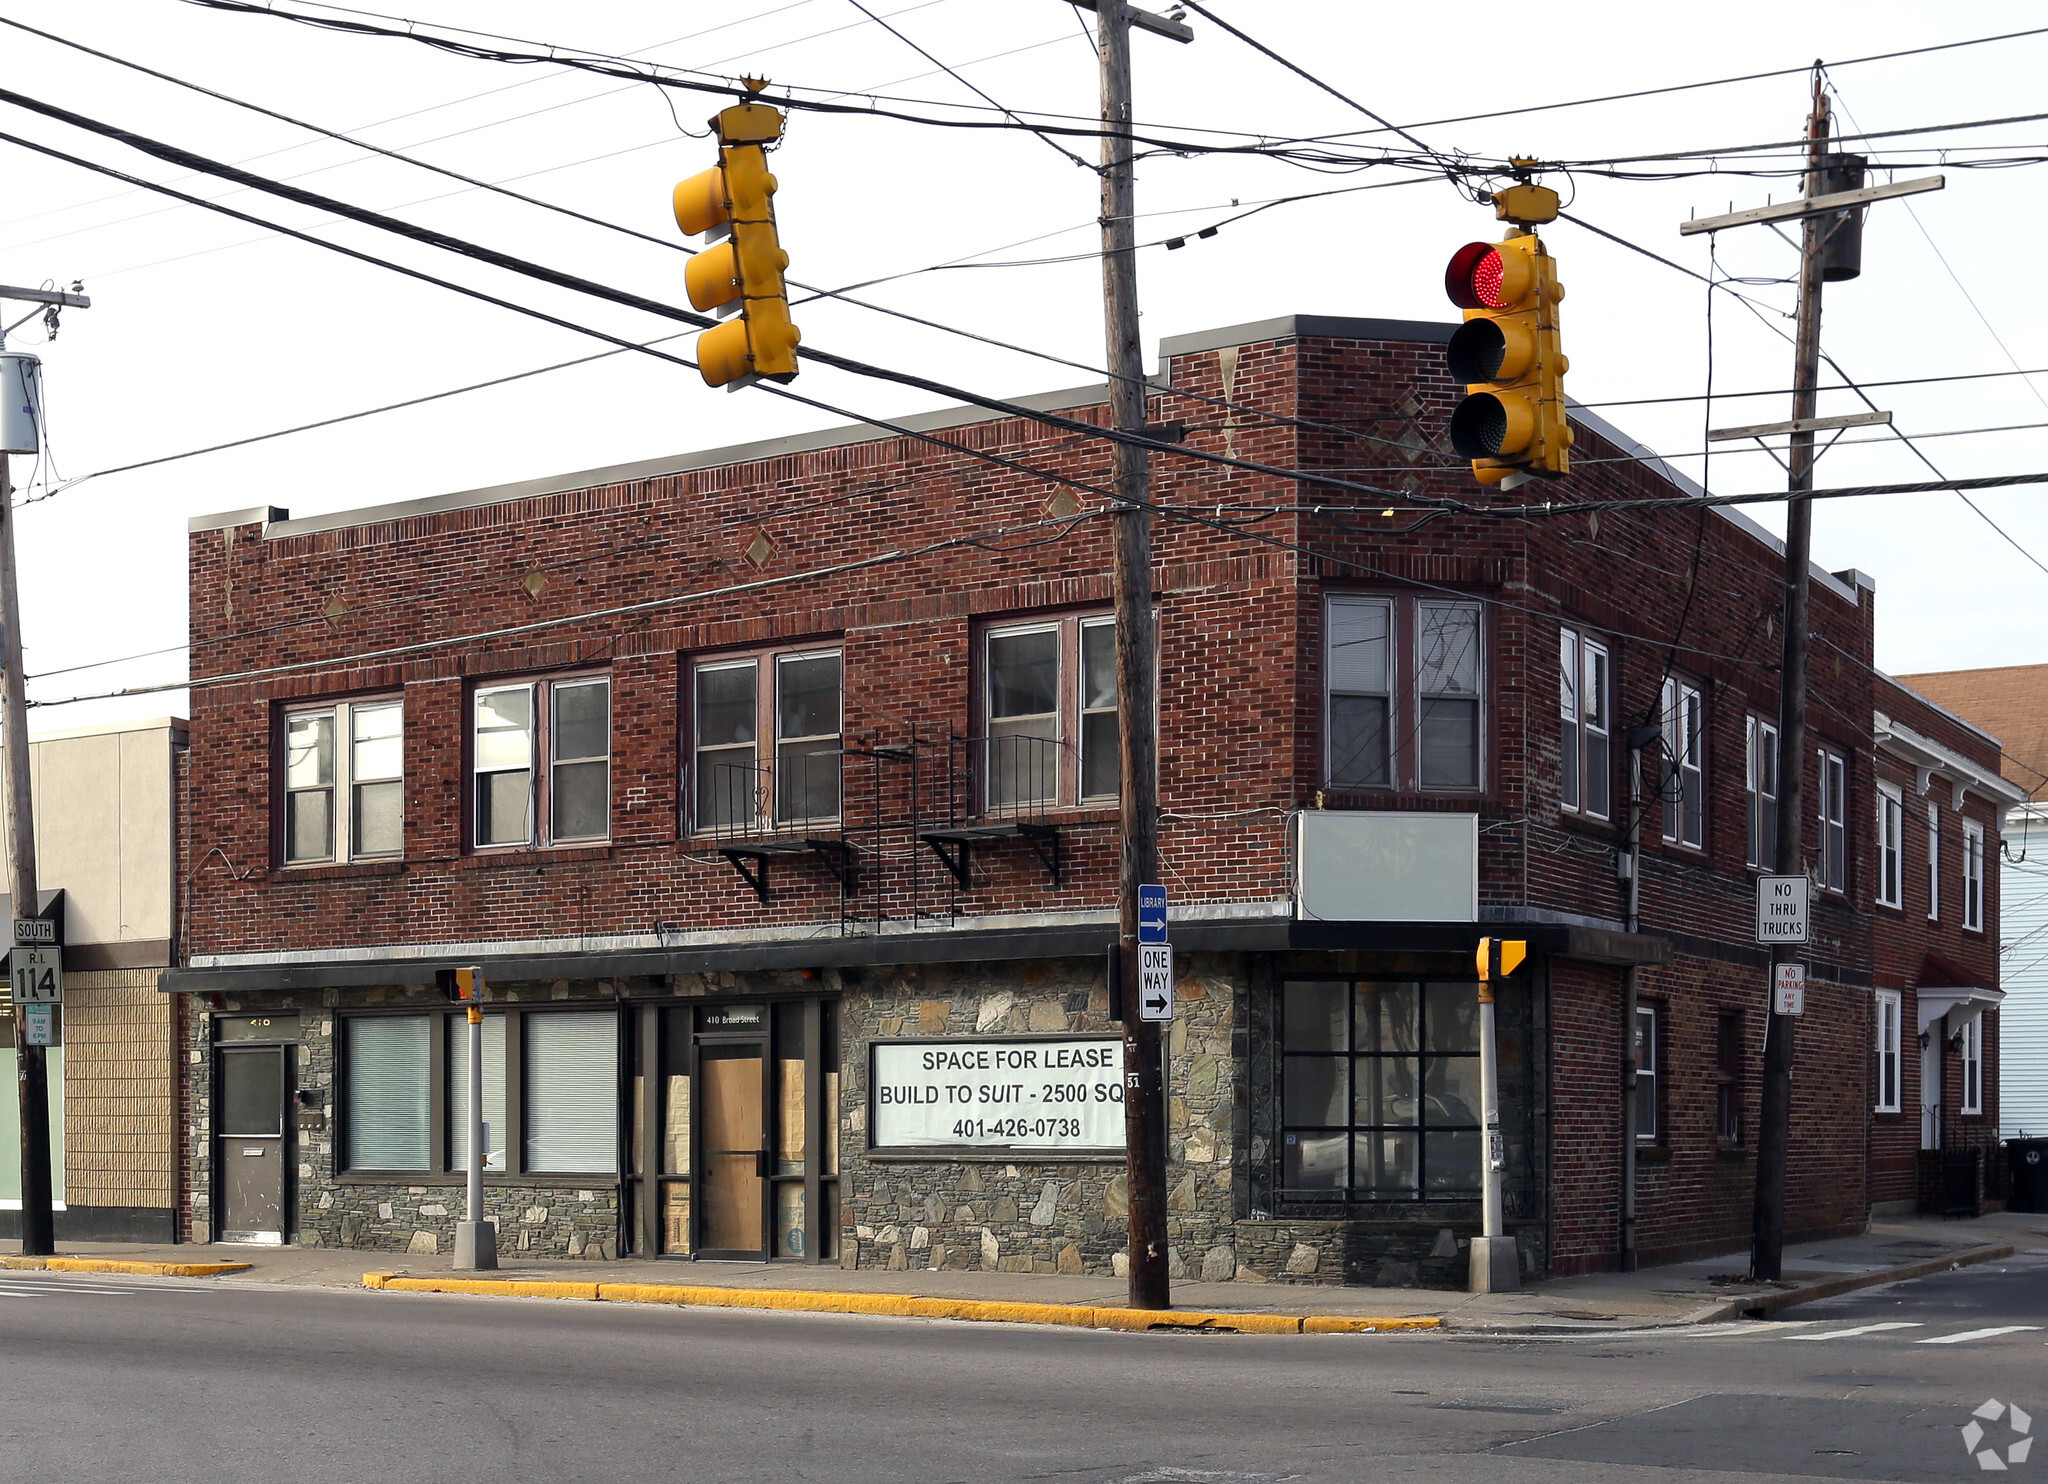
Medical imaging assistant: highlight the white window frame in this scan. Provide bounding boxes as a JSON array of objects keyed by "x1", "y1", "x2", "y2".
[
  {"x1": 1817, "y1": 747, "x2": 1848, "y2": 893},
  {"x1": 1560, "y1": 628, "x2": 1610, "y2": 821},
  {"x1": 1961, "y1": 818, "x2": 1985, "y2": 932},
  {"x1": 1873, "y1": 989, "x2": 1902, "y2": 1114},
  {"x1": 1926, "y1": 802, "x2": 1941, "y2": 921},
  {"x1": 1659, "y1": 677, "x2": 1704, "y2": 849},
  {"x1": 1959, "y1": 1014, "x2": 1983, "y2": 1115},
  {"x1": 1876, "y1": 782, "x2": 1904, "y2": 909},
  {"x1": 1746, "y1": 715, "x2": 1779, "y2": 870},
  {"x1": 282, "y1": 697, "x2": 404, "y2": 865},
  {"x1": 1634, "y1": 1002, "x2": 1660, "y2": 1142}
]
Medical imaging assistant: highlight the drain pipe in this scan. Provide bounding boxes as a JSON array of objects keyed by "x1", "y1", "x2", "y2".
[{"x1": 1620, "y1": 727, "x2": 1655, "y2": 1273}]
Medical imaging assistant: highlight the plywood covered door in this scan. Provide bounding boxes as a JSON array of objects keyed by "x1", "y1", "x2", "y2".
[{"x1": 697, "y1": 1042, "x2": 766, "y2": 1256}]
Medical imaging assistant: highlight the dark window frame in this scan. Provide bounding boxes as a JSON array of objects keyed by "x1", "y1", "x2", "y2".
[
  {"x1": 1817, "y1": 745, "x2": 1848, "y2": 893},
  {"x1": 338, "y1": 1005, "x2": 623, "y2": 1181},
  {"x1": 469, "y1": 670, "x2": 613, "y2": 851},
  {"x1": 1323, "y1": 591, "x2": 1489, "y2": 798},
  {"x1": 1746, "y1": 714, "x2": 1779, "y2": 870},
  {"x1": 686, "y1": 642, "x2": 845, "y2": 835},
  {"x1": 975, "y1": 610, "x2": 1118, "y2": 813},
  {"x1": 1714, "y1": 1010, "x2": 1743, "y2": 1145},
  {"x1": 1659, "y1": 677, "x2": 1704, "y2": 850},
  {"x1": 1276, "y1": 976, "x2": 1486, "y2": 1205},
  {"x1": 1634, "y1": 1000, "x2": 1661, "y2": 1143},
  {"x1": 1560, "y1": 626, "x2": 1612, "y2": 821}
]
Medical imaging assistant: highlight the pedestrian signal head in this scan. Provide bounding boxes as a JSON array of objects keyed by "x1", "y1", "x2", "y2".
[
  {"x1": 436, "y1": 966, "x2": 484, "y2": 1002},
  {"x1": 1474, "y1": 937, "x2": 1528, "y2": 982}
]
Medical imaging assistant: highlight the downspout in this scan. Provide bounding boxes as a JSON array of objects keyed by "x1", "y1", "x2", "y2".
[{"x1": 1621, "y1": 730, "x2": 1652, "y2": 1272}]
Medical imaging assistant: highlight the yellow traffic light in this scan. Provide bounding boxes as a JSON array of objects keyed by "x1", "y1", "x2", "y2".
[
  {"x1": 1443, "y1": 231, "x2": 1570, "y2": 482},
  {"x1": 1474, "y1": 938, "x2": 1528, "y2": 982},
  {"x1": 672, "y1": 91, "x2": 799, "y2": 388}
]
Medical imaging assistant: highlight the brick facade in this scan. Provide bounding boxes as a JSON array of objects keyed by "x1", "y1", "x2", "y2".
[{"x1": 168, "y1": 314, "x2": 2016, "y2": 1279}]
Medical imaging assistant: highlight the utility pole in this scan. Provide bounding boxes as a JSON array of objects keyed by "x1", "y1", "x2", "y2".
[
  {"x1": 1675, "y1": 78, "x2": 1939, "y2": 1280},
  {"x1": 1750, "y1": 74, "x2": 1831, "y2": 1283},
  {"x1": 0, "y1": 281, "x2": 87, "y2": 1258},
  {"x1": 1081, "y1": 0, "x2": 1189, "y2": 1311}
]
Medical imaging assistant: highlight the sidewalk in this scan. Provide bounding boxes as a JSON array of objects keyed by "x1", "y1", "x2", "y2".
[{"x1": 10, "y1": 1211, "x2": 2043, "y2": 1331}]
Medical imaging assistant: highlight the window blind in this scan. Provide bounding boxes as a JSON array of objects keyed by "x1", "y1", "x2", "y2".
[
  {"x1": 446, "y1": 1014, "x2": 508, "y2": 1173},
  {"x1": 525, "y1": 1012, "x2": 619, "y2": 1173},
  {"x1": 348, "y1": 1016, "x2": 430, "y2": 1169}
]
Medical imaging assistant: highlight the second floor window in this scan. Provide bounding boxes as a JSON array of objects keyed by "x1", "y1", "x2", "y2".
[
  {"x1": 982, "y1": 616, "x2": 1117, "y2": 811},
  {"x1": 1927, "y1": 803, "x2": 1941, "y2": 920},
  {"x1": 283, "y1": 698, "x2": 402, "y2": 863},
  {"x1": 1659, "y1": 678, "x2": 1703, "y2": 848},
  {"x1": 1326, "y1": 594, "x2": 1484, "y2": 794},
  {"x1": 473, "y1": 676, "x2": 610, "y2": 848},
  {"x1": 692, "y1": 649, "x2": 844, "y2": 831},
  {"x1": 1876, "y1": 783, "x2": 1904, "y2": 908},
  {"x1": 1746, "y1": 716, "x2": 1779, "y2": 870},
  {"x1": 1817, "y1": 747, "x2": 1847, "y2": 892},
  {"x1": 1961, "y1": 818, "x2": 1985, "y2": 931},
  {"x1": 1559, "y1": 628, "x2": 1610, "y2": 820}
]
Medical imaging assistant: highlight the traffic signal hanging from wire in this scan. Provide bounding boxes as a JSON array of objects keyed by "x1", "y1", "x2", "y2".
[
  {"x1": 673, "y1": 82, "x2": 800, "y2": 389},
  {"x1": 1443, "y1": 181, "x2": 1570, "y2": 483}
]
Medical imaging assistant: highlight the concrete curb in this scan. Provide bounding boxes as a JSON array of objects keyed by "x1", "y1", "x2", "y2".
[
  {"x1": 1693, "y1": 1242, "x2": 2018, "y2": 1322},
  {"x1": 359, "y1": 1272, "x2": 1443, "y2": 1335},
  {"x1": 0, "y1": 1255, "x2": 252, "y2": 1278}
]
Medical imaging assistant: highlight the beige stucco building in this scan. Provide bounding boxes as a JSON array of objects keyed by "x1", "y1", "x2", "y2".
[{"x1": 0, "y1": 717, "x2": 183, "y2": 1241}]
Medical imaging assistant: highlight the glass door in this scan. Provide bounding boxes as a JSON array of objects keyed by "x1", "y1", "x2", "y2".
[{"x1": 696, "y1": 1040, "x2": 768, "y2": 1258}]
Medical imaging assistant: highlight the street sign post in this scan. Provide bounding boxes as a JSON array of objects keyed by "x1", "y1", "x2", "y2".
[
  {"x1": 8, "y1": 945, "x2": 59, "y2": 1003},
  {"x1": 1138, "y1": 942, "x2": 1173, "y2": 1022},
  {"x1": 1137, "y1": 883, "x2": 1167, "y2": 944},
  {"x1": 1773, "y1": 962, "x2": 1807, "y2": 1016},
  {"x1": 1755, "y1": 875, "x2": 1810, "y2": 944}
]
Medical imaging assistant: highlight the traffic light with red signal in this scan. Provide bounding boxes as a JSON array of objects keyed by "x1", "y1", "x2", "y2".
[
  {"x1": 673, "y1": 86, "x2": 799, "y2": 389},
  {"x1": 1443, "y1": 219, "x2": 1570, "y2": 483}
]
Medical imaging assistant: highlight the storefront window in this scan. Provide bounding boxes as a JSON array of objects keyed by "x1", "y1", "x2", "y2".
[
  {"x1": 343, "y1": 1008, "x2": 618, "y2": 1176},
  {"x1": 1279, "y1": 979, "x2": 1483, "y2": 1201}
]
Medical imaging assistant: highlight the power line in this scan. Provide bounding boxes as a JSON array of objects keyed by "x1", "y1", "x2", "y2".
[
  {"x1": 5, "y1": 27, "x2": 1448, "y2": 465},
  {"x1": 839, "y1": 0, "x2": 1092, "y2": 169},
  {"x1": 1298, "y1": 23, "x2": 2048, "y2": 146},
  {"x1": 1579, "y1": 364, "x2": 2048, "y2": 410},
  {"x1": 171, "y1": 0, "x2": 1452, "y2": 169},
  {"x1": 1563, "y1": 106, "x2": 2048, "y2": 169},
  {"x1": 0, "y1": 89, "x2": 1484, "y2": 514}
]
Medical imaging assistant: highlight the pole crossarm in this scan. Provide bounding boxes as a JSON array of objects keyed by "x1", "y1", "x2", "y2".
[
  {"x1": 1063, "y1": 0, "x2": 1194, "y2": 43},
  {"x1": 1680, "y1": 175, "x2": 1943, "y2": 236},
  {"x1": 1708, "y1": 410, "x2": 1891, "y2": 442},
  {"x1": 0, "y1": 285, "x2": 89, "y2": 308}
]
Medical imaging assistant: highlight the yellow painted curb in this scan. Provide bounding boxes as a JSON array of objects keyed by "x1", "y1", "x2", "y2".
[
  {"x1": 361, "y1": 1272, "x2": 1443, "y2": 1335},
  {"x1": 0, "y1": 1256, "x2": 251, "y2": 1277}
]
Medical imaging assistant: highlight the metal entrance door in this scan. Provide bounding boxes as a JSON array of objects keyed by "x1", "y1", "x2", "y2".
[
  {"x1": 696, "y1": 1041, "x2": 767, "y2": 1258},
  {"x1": 217, "y1": 1045, "x2": 289, "y2": 1244}
]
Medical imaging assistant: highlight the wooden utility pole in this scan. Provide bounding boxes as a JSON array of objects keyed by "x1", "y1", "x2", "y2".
[
  {"x1": 0, "y1": 447, "x2": 53, "y2": 1257},
  {"x1": 1090, "y1": 0, "x2": 1184, "y2": 1311},
  {"x1": 1751, "y1": 73, "x2": 1832, "y2": 1282}
]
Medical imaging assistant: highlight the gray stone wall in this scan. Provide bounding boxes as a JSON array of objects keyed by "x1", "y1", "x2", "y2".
[
  {"x1": 188, "y1": 983, "x2": 633, "y2": 1259},
  {"x1": 835, "y1": 952, "x2": 1243, "y2": 1282}
]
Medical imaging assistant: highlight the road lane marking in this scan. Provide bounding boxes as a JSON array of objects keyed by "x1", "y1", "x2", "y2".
[
  {"x1": 1788, "y1": 1322, "x2": 1925, "y2": 1340},
  {"x1": 1685, "y1": 1321, "x2": 1826, "y2": 1337},
  {"x1": 1917, "y1": 1326, "x2": 2046, "y2": 1345}
]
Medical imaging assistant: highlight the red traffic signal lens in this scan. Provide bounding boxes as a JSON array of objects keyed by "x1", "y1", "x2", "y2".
[{"x1": 1446, "y1": 242, "x2": 1506, "y2": 309}]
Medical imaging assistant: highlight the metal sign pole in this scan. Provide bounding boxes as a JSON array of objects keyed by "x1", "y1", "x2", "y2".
[{"x1": 453, "y1": 968, "x2": 495, "y2": 1270}]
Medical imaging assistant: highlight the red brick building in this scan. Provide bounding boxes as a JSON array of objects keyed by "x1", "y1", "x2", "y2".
[{"x1": 163, "y1": 314, "x2": 2016, "y2": 1280}]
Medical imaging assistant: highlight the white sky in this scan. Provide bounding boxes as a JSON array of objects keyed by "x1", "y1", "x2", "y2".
[{"x1": 3, "y1": 0, "x2": 2046, "y2": 732}]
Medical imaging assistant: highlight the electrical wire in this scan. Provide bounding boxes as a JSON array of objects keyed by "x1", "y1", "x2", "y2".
[
  {"x1": 0, "y1": 27, "x2": 1452, "y2": 465},
  {"x1": 1579, "y1": 364, "x2": 2048, "y2": 411},
  {"x1": 839, "y1": 0, "x2": 1092, "y2": 170}
]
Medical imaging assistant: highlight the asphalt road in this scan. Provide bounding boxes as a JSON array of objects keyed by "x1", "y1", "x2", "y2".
[{"x1": 0, "y1": 1255, "x2": 2040, "y2": 1484}]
